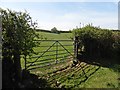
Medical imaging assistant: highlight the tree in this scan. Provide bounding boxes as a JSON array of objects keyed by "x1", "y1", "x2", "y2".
[
  {"x1": 51, "y1": 27, "x2": 60, "y2": 34},
  {"x1": 1, "y1": 8, "x2": 39, "y2": 88}
]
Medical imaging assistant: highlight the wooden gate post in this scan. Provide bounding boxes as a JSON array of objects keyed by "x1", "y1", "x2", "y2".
[
  {"x1": 56, "y1": 41, "x2": 58, "y2": 64},
  {"x1": 25, "y1": 55, "x2": 27, "y2": 70},
  {"x1": 73, "y1": 36, "x2": 79, "y2": 64}
]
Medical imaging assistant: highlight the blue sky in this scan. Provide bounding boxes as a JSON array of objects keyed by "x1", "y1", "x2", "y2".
[{"x1": 0, "y1": 2, "x2": 118, "y2": 30}]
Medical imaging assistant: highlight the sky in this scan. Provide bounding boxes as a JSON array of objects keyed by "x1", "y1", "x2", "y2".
[{"x1": 0, "y1": 1, "x2": 119, "y2": 31}]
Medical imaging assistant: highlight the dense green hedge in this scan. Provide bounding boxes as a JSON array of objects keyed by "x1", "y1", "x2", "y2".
[
  {"x1": 72, "y1": 25, "x2": 120, "y2": 59},
  {"x1": 113, "y1": 32, "x2": 120, "y2": 57}
]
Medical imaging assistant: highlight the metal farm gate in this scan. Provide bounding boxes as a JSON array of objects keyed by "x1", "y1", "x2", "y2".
[{"x1": 23, "y1": 39, "x2": 77, "y2": 70}]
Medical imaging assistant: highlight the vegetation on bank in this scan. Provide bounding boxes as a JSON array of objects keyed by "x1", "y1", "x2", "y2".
[{"x1": 72, "y1": 24, "x2": 120, "y2": 60}]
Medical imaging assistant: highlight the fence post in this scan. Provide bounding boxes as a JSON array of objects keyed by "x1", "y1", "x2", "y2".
[
  {"x1": 74, "y1": 36, "x2": 79, "y2": 64},
  {"x1": 56, "y1": 41, "x2": 58, "y2": 63},
  {"x1": 25, "y1": 55, "x2": 26, "y2": 70}
]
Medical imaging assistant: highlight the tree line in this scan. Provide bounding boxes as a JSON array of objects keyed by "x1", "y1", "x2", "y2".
[{"x1": 36, "y1": 28, "x2": 71, "y2": 33}]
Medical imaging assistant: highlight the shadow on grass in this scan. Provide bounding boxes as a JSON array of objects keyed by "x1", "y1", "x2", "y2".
[
  {"x1": 76, "y1": 53, "x2": 120, "y2": 88},
  {"x1": 70, "y1": 63, "x2": 101, "y2": 88},
  {"x1": 78, "y1": 53, "x2": 120, "y2": 73},
  {"x1": 2, "y1": 69, "x2": 51, "y2": 89},
  {"x1": 21, "y1": 69, "x2": 51, "y2": 88},
  {"x1": 52, "y1": 62, "x2": 101, "y2": 88}
]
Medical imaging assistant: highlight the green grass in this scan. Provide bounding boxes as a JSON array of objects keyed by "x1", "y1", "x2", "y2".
[
  {"x1": 20, "y1": 31, "x2": 119, "y2": 88},
  {"x1": 30, "y1": 60, "x2": 119, "y2": 88},
  {"x1": 36, "y1": 31, "x2": 73, "y2": 40},
  {"x1": 21, "y1": 32, "x2": 74, "y2": 69},
  {"x1": 82, "y1": 67, "x2": 118, "y2": 88}
]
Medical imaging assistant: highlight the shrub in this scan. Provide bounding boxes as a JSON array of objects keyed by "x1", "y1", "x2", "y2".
[
  {"x1": 1, "y1": 8, "x2": 39, "y2": 88},
  {"x1": 113, "y1": 32, "x2": 120, "y2": 58},
  {"x1": 72, "y1": 25, "x2": 114, "y2": 58}
]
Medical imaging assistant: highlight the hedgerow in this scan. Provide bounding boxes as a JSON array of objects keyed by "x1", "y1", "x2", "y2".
[{"x1": 72, "y1": 24, "x2": 120, "y2": 59}]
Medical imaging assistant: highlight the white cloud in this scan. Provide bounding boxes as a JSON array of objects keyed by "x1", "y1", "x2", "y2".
[
  {"x1": 36, "y1": 8, "x2": 118, "y2": 31},
  {"x1": 1, "y1": 2, "x2": 118, "y2": 30}
]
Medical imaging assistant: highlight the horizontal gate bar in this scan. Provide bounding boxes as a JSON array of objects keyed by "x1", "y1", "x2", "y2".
[
  {"x1": 35, "y1": 49, "x2": 73, "y2": 54},
  {"x1": 27, "y1": 58, "x2": 72, "y2": 70},
  {"x1": 26, "y1": 57, "x2": 56, "y2": 63},
  {"x1": 29, "y1": 52, "x2": 68, "y2": 59},
  {"x1": 26, "y1": 41, "x2": 57, "y2": 69},
  {"x1": 36, "y1": 44, "x2": 73, "y2": 47},
  {"x1": 26, "y1": 54, "x2": 70, "y2": 64},
  {"x1": 27, "y1": 59, "x2": 56, "y2": 66},
  {"x1": 34, "y1": 40, "x2": 73, "y2": 42}
]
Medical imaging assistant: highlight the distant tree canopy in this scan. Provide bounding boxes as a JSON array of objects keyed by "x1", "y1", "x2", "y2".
[
  {"x1": 1, "y1": 8, "x2": 39, "y2": 88},
  {"x1": 51, "y1": 27, "x2": 60, "y2": 34}
]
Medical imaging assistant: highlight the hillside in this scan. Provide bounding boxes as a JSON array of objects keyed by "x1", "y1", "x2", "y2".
[{"x1": 36, "y1": 31, "x2": 73, "y2": 40}]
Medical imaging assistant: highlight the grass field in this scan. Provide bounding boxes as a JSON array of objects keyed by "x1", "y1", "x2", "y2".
[
  {"x1": 36, "y1": 31, "x2": 73, "y2": 40},
  {"x1": 21, "y1": 31, "x2": 120, "y2": 88},
  {"x1": 30, "y1": 59, "x2": 119, "y2": 88},
  {"x1": 21, "y1": 32, "x2": 73, "y2": 69}
]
